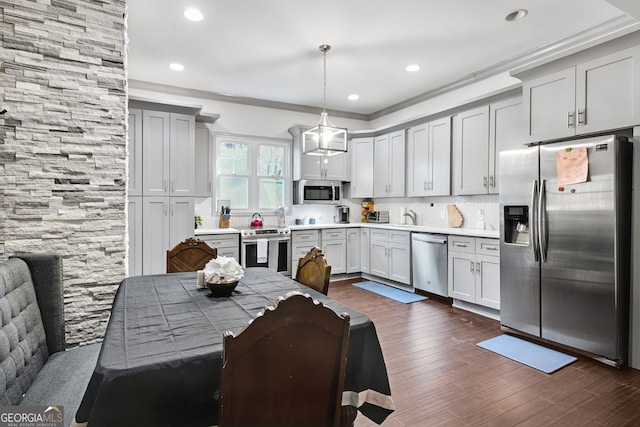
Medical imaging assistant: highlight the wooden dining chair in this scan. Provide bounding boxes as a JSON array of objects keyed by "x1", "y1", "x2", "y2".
[
  {"x1": 295, "y1": 246, "x2": 332, "y2": 295},
  {"x1": 166, "y1": 237, "x2": 217, "y2": 273},
  {"x1": 219, "y1": 291, "x2": 350, "y2": 427}
]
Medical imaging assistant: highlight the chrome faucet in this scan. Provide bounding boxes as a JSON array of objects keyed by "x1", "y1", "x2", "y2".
[{"x1": 404, "y1": 209, "x2": 417, "y2": 225}]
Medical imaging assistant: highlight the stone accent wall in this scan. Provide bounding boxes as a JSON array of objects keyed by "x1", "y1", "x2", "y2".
[{"x1": 0, "y1": 0, "x2": 127, "y2": 345}]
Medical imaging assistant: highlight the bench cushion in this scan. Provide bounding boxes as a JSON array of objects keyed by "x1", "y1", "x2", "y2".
[
  {"x1": 0, "y1": 258, "x2": 49, "y2": 405},
  {"x1": 21, "y1": 343, "x2": 101, "y2": 427}
]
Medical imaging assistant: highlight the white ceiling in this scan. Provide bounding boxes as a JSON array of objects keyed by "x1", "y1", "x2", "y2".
[{"x1": 126, "y1": 0, "x2": 639, "y2": 117}]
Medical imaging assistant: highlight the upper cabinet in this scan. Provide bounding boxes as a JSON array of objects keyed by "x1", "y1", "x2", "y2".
[
  {"x1": 194, "y1": 122, "x2": 214, "y2": 197},
  {"x1": 452, "y1": 97, "x2": 524, "y2": 195},
  {"x1": 142, "y1": 111, "x2": 196, "y2": 197},
  {"x1": 522, "y1": 45, "x2": 640, "y2": 142},
  {"x1": 452, "y1": 105, "x2": 490, "y2": 195},
  {"x1": 374, "y1": 130, "x2": 405, "y2": 198},
  {"x1": 298, "y1": 152, "x2": 349, "y2": 181},
  {"x1": 406, "y1": 117, "x2": 451, "y2": 197},
  {"x1": 349, "y1": 137, "x2": 374, "y2": 198},
  {"x1": 290, "y1": 125, "x2": 350, "y2": 182},
  {"x1": 128, "y1": 109, "x2": 143, "y2": 197}
]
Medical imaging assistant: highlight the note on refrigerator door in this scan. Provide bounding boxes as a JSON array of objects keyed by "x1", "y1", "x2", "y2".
[{"x1": 556, "y1": 147, "x2": 588, "y2": 186}]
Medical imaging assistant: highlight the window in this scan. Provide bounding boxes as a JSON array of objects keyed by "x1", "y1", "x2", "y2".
[{"x1": 215, "y1": 134, "x2": 290, "y2": 213}]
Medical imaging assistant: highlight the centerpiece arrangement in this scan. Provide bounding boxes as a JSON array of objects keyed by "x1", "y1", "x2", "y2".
[{"x1": 203, "y1": 256, "x2": 244, "y2": 297}]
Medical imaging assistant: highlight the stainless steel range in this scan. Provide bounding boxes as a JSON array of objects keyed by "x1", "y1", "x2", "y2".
[{"x1": 240, "y1": 227, "x2": 291, "y2": 276}]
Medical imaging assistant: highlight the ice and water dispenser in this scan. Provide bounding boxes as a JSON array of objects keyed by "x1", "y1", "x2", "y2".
[{"x1": 503, "y1": 206, "x2": 530, "y2": 245}]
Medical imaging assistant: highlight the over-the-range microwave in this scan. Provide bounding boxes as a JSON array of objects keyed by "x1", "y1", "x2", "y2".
[{"x1": 293, "y1": 180, "x2": 342, "y2": 204}]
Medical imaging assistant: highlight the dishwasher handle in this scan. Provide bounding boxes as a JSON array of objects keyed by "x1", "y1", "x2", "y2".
[{"x1": 411, "y1": 234, "x2": 447, "y2": 244}]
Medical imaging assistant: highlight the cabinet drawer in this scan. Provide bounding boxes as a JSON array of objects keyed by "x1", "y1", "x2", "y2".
[
  {"x1": 388, "y1": 230, "x2": 410, "y2": 244},
  {"x1": 200, "y1": 234, "x2": 239, "y2": 248},
  {"x1": 476, "y1": 238, "x2": 500, "y2": 256},
  {"x1": 292, "y1": 230, "x2": 319, "y2": 244},
  {"x1": 370, "y1": 229, "x2": 389, "y2": 242},
  {"x1": 322, "y1": 228, "x2": 346, "y2": 241},
  {"x1": 448, "y1": 236, "x2": 475, "y2": 253}
]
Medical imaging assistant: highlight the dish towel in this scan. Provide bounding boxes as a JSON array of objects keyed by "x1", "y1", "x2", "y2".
[{"x1": 257, "y1": 239, "x2": 268, "y2": 263}]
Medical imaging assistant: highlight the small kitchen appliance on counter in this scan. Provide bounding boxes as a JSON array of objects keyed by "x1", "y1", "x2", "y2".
[
  {"x1": 366, "y1": 211, "x2": 389, "y2": 223},
  {"x1": 334, "y1": 205, "x2": 350, "y2": 223}
]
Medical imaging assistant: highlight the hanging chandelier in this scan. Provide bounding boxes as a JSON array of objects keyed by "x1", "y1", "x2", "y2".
[{"x1": 302, "y1": 44, "x2": 348, "y2": 156}]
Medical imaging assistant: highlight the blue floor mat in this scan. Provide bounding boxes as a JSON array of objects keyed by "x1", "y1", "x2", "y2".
[
  {"x1": 477, "y1": 334, "x2": 577, "y2": 374},
  {"x1": 353, "y1": 281, "x2": 426, "y2": 303}
]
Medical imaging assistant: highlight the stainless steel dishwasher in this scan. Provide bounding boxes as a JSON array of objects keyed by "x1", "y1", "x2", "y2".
[{"x1": 411, "y1": 233, "x2": 448, "y2": 297}]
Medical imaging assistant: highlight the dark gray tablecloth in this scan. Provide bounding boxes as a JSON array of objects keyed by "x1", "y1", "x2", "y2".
[{"x1": 74, "y1": 268, "x2": 393, "y2": 426}]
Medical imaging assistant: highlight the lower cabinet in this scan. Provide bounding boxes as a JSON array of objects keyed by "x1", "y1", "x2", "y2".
[
  {"x1": 447, "y1": 236, "x2": 500, "y2": 309},
  {"x1": 291, "y1": 229, "x2": 319, "y2": 279},
  {"x1": 346, "y1": 229, "x2": 360, "y2": 273},
  {"x1": 142, "y1": 196, "x2": 195, "y2": 275},
  {"x1": 321, "y1": 229, "x2": 347, "y2": 275},
  {"x1": 370, "y1": 229, "x2": 411, "y2": 285},
  {"x1": 360, "y1": 228, "x2": 370, "y2": 274},
  {"x1": 199, "y1": 233, "x2": 240, "y2": 259}
]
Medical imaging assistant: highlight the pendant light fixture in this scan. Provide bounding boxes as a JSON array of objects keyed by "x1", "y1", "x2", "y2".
[{"x1": 302, "y1": 44, "x2": 348, "y2": 156}]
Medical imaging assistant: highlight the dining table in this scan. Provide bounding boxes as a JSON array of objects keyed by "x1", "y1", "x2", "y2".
[{"x1": 73, "y1": 267, "x2": 394, "y2": 426}]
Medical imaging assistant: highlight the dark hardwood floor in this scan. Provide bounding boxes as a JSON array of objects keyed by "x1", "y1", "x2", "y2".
[{"x1": 328, "y1": 278, "x2": 640, "y2": 427}]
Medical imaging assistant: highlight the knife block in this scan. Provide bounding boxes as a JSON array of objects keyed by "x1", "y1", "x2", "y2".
[{"x1": 219, "y1": 214, "x2": 230, "y2": 229}]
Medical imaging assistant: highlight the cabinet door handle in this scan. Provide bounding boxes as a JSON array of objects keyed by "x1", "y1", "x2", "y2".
[
  {"x1": 424, "y1": 181, "x2": 427, "y2": 191},
  {"x1": 470, "y1": 261, "x2": 474, "y2": 273},
  {"x1": 483, "y1": 176, "x2": 488, "y2": 188},
  {"x1": 578, "y1": 109, "x2": 586, "y2": 125},
  {"x1": 567, "y1": 111, "x2": 575, "y2": 128},
  {"x1": 454, "y1": 242, "x2": 468, "y2": 248},
  {"x1": 476, "y1": 262, "x2": 480, "y2": 274},
  {"x1": 489, "y1": 175, "x2": 494, "y2": 188},
  {"x1": 164, "y1": 179, "x2": 167, "y2": 192}
]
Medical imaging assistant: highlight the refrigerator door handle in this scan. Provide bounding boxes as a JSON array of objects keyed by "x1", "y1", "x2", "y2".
[
  {"x1": 531, "y1": 180, "x2": 540, "y2": 261},
  {"x1": 538, "y1": 179, "x2": 547, "y2": 262}
]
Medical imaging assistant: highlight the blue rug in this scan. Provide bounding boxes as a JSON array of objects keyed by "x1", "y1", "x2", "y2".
[
  {"x1": 353, "y1": 281, "x2": 426, "y2": 304},
  {"x1": 477, "y1": 334, "x2": 577, "y2": 374}
]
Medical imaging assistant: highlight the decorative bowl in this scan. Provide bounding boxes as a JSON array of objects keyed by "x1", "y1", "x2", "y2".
[{"x1": 207, "y1": 280, "x2": 238, "y2": 297}]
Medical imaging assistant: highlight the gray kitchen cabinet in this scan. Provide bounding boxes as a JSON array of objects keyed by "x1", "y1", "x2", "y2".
[
  {"x1": 522, "y1": 45, "x2": 640, "y2": 142},
  {"x1": 199, "y1": 233, "x2": 240, "y2": 260},
  {"x1": 452, "y1": 105, "x2": 490, "y2": 195},
  {"x1": 194, "y1": 122, "x2": 214, "y2": 197},
  {"x1": 128, "y1": 109, "x2": 143, "y2": 197},
  {"x1": 127, "y1": 196, "x2": 143, "y2": 277},
  {"x1": 346, "y1": 228, "x2": 360, "y2": 274},
  {"x1": 321, "y1": 228, "x2": 347, "y2": 275},
  {"x1": 143, "y1": 110, "x2": 195, "y2": 197},
  {"x1": 142, "y1": 196, "x2": 195, "y2": 275},
  {"x1": 447, "y1": 236, "x2": 500, "y2": 309},
  {"x1": 291, "y1": 229, "x2": 319, "y2": 279},
  {"x1": 374, "y1": 130, "x2": 405, "y2": 198},
  {"x1": 349, "y1": 137, "x2": 374, "y2": 198},
  {"x1": 370, "y1": 229, "x2": 410, "y2": 285},
  {"x1": 360, "y1": 228, "x2": 370, "y2": 274},
  {"x1": 290, "y1": 125, "x2": 349, "y2": 181},
  {"x1": 489, "y1": 97, "x2": 524, "y2": 194},
  {"x1": 406, "y1": 117, "x2": 451, "y2": 197}
]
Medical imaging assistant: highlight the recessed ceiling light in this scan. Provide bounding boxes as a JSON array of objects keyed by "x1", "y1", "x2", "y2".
[
  {"x1": 184, "y1": 8, "x2": 204, "y2": 22},
  {"x1": 348, "y1": 94, "x2": 359, "y2": 101},
  {"x1": 169, "y1": 63, "x2": 184, "y2": 71},
  {"x1": 505, "y1": 9, "x2": 528, "y2": 22},
  {"x1": 406, "y1": 64, "x2": 420, "y2": 72}
]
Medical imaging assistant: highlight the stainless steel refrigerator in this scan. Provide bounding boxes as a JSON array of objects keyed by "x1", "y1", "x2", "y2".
[{"x1": 499, "y1": 134, "x2": 632, "y2": 366}]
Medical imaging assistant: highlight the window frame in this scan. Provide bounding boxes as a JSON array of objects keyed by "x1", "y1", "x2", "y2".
[{"x1": 213, "y1": 132, "x2": 291, "y2": 216}]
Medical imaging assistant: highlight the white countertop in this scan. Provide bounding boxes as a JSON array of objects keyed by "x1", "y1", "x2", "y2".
[{"x1": 195, "y1": 223, "x2": 499, "y2": 239}]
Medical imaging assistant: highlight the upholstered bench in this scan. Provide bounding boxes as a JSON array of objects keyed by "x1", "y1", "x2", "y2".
[{"x1": 0, "y1": 254, "x2": 101, "y2": 427}]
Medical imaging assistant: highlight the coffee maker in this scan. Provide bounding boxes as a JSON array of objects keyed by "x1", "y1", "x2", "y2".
[{"x1": 334, "y1": 205, "x2": 350, "y2": 223}]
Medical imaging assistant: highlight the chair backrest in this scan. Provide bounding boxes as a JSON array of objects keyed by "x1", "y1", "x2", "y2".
[
  {"x1": 166, "y1": 237, "x2": 217, "y2": 273},
  {"x1": 219, "y1": 291, "x2": 350, "y2": 427},
  {"x1": 295, "y1": 246, "x2": 331, "y2": 295}
]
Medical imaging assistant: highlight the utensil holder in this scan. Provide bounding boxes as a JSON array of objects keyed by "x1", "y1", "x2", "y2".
[{"x1": 219, "y1": 214, "x2": 230, "y2": 228}]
